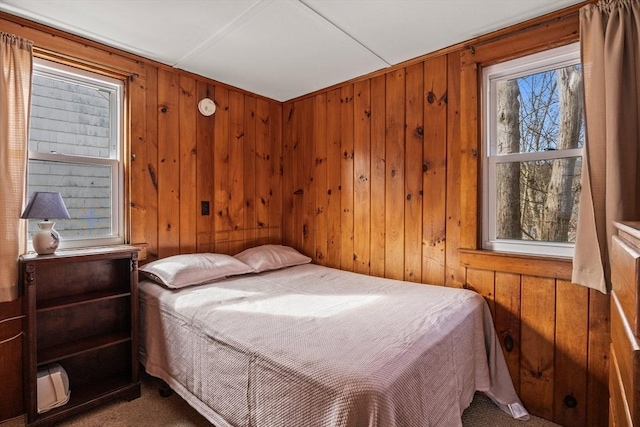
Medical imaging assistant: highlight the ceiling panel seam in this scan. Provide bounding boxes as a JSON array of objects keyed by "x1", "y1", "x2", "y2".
[
  {"x1": 173, "y1": 0, "x2": 268, "y2": 69},
  {"x1": 298, "y1": 0, "x2": 392, "y2": 67}
]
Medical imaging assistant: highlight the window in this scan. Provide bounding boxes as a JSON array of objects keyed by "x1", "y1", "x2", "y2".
[
  {"x1": 482, "y1": 43, "x2": 583, "y2": 257},
  {"x1": 27, "y1": 59, "x2": 124, "y2": 249}
]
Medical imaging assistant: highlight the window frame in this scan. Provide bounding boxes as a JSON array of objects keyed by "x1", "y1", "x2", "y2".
[
  {"x1": 482, "y1": 42, "x2": 582, "y2": 258},
  {"x1": 27, "y1": 58, "x2": 125, "y2": 250}
]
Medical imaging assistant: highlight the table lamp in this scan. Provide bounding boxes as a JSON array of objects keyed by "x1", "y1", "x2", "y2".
[{"x1": 20, "y1": 192, "x2": 71, "y2": 255}]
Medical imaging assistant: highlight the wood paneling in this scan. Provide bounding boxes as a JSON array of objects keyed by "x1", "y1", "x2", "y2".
[
  {"x1": 269, "y1": 102, "x2": 283, "y2": 244},
  {"x1": 340, "y1": 86, "x2": 355, "y2": 272},
  {"x1": 179, "y1": 75, "x2": 198, "y2": 254},
  {"x1": 460, "y1": 249, "x2": 573, "y2": 280},
  {"x1": 459, "y1": 62, "x2": 479, "y2": 250},
  {"x1": 314, "y1": 93, "x2": 328, "y2": 265},
  {"x1": 282, "y1": 102, "x2": 295, "y2": 248},
  {"x1": 460, "y1": 266, "x2": 607, "y2": 426},
  {"x1": 228, "y1": 90, "x2": 245, "y2": 254},
  {"x1": 243, "y1": 96, "x2": 257, "y2": 250},
  {"x1": 445, "y1": 52, "x2": 464, "y2": 288},
  {"x1": 466, "y1": 268, "x2": 495, "y2": 317},
  {"x1": 129, "y1": 72, "x2": 148, "y2": 257},
  {"x1": 495, "y1": 272, "x2": 521, "y2": 392},
  {"x1": 370, "y1": 75, "x2": 386, "y2": 278},
  {"x1": 157, "y1": 69, "x2": 181, "y2": 258},
  {"x1": 282, "y1": 54, "x2": 451, "y2": 284},
  {"x1": 421, "y1": 55, "x2": 447, "y2": 286},
  {"x1": 384, "y1": 69, "x2": 406, "y2": 280},
  {"x1": 255, "y1": 99, "x2": 270, "y2": 242},
  {"x1": 136, "y1": 70, "x2": 282, "y2": 258},
  {"x1": 143, "y1": 67, "x2": 159, "y2": 261},
  {"x1": 555, "y1": 280, "x2": 589, "y2": 427},
  {"x1": 521, "y1": 276, "x2": 556, "y2": 420},
  {"x1": 196, "y1": 82, "x2": 215, "y2": 253},
  {"x1": 326, "y1": 89, "x2": 342, "y2": 269},
  {"x1": 588, "y1": 288, "x2": 610, "y2": 427},
  {"x1": 353, "y1": 81, "x2": 371, "y2": 275},
  {"x1": 404, "y1": 62, "x2": 424, "y2": 283},
  {"x1": 302, "y1": 97, "x2": 316, "y2": 258},
  {"x1": 213, "y1": 86, "x2": 231, "y2": 253}
]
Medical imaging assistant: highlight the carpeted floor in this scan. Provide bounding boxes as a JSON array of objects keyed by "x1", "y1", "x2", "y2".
[{"x1": 1, "y1": 374, "x2": 560, "y2": 427}]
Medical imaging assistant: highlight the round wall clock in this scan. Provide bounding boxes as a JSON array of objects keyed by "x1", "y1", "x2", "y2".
[{"x1": 198, "y1": 98, "x2": 216, "y2": 116}]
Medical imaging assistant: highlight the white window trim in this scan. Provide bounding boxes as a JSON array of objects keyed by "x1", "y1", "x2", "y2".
[
  {"x1": 27, "y1": 58, "x2": 125, "y2": 250},
  {"x1": 482, "y1": 43, "x2": 582, "y2": 258}
]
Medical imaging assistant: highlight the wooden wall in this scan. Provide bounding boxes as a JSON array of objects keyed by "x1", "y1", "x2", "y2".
[
  {"x1": 130, "y1": 68, "x2": 283, "y2": 261},
  {"x1": 460, "y1": 252, "x2": 609, "y2": 427},
  {"x1": 282, "y1": 56, "x2": 449, "y2": 284},
  {"x1": 280, "y1": 4, "x2": 609, "y2": 426}
]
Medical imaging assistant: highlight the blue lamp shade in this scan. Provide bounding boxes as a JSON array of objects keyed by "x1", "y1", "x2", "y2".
[
  {"x1": 20, "y1": 192, "x2": 70, "y2": 221},
  {"x1": 20, "y1": 192, "x2": 70, "y2": 255}
]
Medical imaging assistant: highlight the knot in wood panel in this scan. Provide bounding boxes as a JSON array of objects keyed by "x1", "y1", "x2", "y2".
[
  {"x1": 563, "y1": 395, "x2": 578, "y2": 408},
  {"x1": 503, "y1": 333, "x2": 514, "y2": 353}
]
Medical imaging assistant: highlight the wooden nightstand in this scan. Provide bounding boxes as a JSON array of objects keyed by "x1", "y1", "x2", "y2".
[{"x1": 20, "y1": 246, "x2": 141, "y2": 427}]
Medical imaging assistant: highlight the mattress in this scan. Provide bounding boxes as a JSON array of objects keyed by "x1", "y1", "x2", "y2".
[{"x1": 139, "y1": 263, "x2": 528, "y2": 427}]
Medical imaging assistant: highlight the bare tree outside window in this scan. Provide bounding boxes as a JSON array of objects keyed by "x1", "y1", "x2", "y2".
[{"x1": 484, "y1": 44, "x2": 583, "y2": 256}]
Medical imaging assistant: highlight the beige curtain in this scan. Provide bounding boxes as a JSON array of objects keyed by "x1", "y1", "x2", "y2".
[
  {"x1": 0, "y1": 33, "x2": 32, "y2": 302},
  {"x1": 572, "y1": 0, "x2": 640, "y2": 293}
]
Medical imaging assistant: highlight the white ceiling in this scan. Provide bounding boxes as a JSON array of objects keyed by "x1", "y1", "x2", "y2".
[{"x1": 0, "y1": 0, "x2": 584, "y2": 102}]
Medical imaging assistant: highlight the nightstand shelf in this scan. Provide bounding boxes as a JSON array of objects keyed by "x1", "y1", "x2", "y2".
[
  {"x1": 21, "y1": 245, "x2": 141, "y2": 427},
  {"x1": 36, "y1": 289, "x2": 131, "y2": 312},
  {"x1": 37, "y1": 331, "x2": 132, "y2": 365}
]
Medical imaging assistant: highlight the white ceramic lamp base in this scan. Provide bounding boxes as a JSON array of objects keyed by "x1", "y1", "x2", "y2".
[{"x1": 33, "y1": 221, "x2": 61, "y2": 255}]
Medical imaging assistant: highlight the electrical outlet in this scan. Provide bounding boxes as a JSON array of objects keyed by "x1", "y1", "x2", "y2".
[{"x1": 201, "y1": 201, "x2": 210, "y2": 216}]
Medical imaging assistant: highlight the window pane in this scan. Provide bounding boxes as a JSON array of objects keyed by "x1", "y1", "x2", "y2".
[
  {"x1": 496, "y1": 157, "x2": 582, "y2": 243},
  {"x1": 27, "y1": 160, "x2": 113, "y2": 240},
  {"x1": 496, "y1": 65, "x2": 584, "y2": 155},
  {"x1": 29, "y1": 74, "x2": 114, "y2": 158}
]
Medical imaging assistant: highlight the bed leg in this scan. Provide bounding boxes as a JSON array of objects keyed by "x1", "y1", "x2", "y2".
[{"x1": 158, "y1": 380, "x2": 173, "y2": 398}]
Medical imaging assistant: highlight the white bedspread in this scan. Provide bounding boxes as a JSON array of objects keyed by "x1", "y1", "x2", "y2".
[{"x1": 139, "y1": 263, "x2": 528, "y2": 427}]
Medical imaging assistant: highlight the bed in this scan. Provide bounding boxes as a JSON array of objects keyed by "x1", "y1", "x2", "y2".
[{"x1": 138, "y1": 245, "x2": 528, "y2": 427}]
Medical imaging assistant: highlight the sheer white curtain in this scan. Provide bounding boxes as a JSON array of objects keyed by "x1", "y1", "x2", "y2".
[
  {"x1": 572, "y1": 0, "x2": 640, "y2": 293},
  {"x1": 0, "y1": 33, "x2": 32, "y2": 302}
]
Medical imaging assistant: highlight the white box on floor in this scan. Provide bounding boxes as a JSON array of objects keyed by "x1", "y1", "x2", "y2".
[{"x1": 36, "y1": 363, "x2": 70, "y2": 413}]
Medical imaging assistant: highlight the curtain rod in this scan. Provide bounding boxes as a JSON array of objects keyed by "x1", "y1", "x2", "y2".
[{"x1": 33, "y1": 46, "x2": 139, "y2": 79}]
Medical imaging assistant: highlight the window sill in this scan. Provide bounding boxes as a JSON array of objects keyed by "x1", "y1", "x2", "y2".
[{"x1": 459, "y1": 249, "x2": 572, "y2": 281}]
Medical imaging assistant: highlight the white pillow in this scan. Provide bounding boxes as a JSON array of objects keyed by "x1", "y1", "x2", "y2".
[
  {"x1": 139, "y1": 253, "x2": 254, "y2": 289},
  {"x1": 234, "y1": 244, "x2": 311, "y2": 273}
]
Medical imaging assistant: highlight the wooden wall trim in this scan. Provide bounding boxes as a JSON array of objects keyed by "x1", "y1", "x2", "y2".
[
  {"x1": 0, "y1": 13, "x2": 144, "y2": 76},
  {"x1": 460, "y1": 11, "x2": 580, "y2": 67},
  {"x1": 460, "y1": 249, "x2": 572, "y2": 280},
  {"x1": 459, "y1": 62, "x2": 480, "y2": 250}
]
